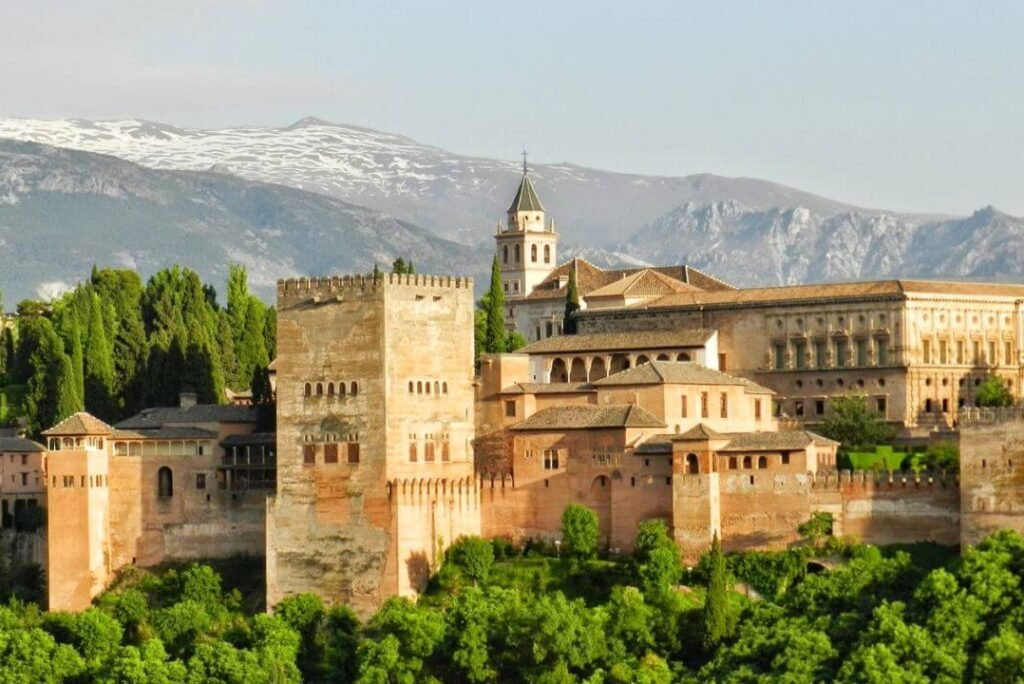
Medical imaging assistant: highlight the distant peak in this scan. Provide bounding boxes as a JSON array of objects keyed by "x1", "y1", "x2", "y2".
[{"x1": 286, "y1": 116, "x2": 335, "y2": 130}]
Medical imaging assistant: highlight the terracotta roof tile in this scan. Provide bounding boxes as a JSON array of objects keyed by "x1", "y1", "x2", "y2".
[
  {"x1": 0, "y1": 436, "x2": 46, "y2": 452},
  {"x1": 519, "y1": 330, "x2": 714, "y2": 355},
  {"x1": 522, "y1": 259, "x2": 734, "y2": 302},
  {"x1": 674, "y1": 423, "x2": 725, "y2": 440},
  {"x1": 111, "y1": 427, "x2": 218, "y2": 440},
  {"x1": 718, "y1": 430, "x2": 838, "y2": 452},
  {"x1": 593, "y1": 361, "x2": 772, "y2": 392},
  {"x1": 586, "y1": 269, "x2": 698, "y2": 299},
  {"x1": 42, "y1": 412, "x2": 114, "y2": 436},
  {"x1": 116, "y1": 404, "x2": 258, "y2": 429},
  {"x1": 511, "y1": 404, "x2": 666, "y2": 431},
  {"x1": 500, "y1": 382, "x2": 595, "y2": 395}
]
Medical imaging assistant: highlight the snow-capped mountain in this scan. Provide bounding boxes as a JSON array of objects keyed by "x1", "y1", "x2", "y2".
[{"x1": 0, "y1": 117, "x2": 908, "y2": 249}]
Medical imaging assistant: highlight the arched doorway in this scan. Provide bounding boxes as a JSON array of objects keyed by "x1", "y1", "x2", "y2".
[
  {"x1": 589, "y1": 357, "x2": 607, "y2": 382},
  {"x1": 550, "y1": 359, "x2": 568, "y2": 383},
  {"x1": 569, "y1": 358, "x2": 588, "y2": 383},
  {"x1": 584, "y1": 475, "x2": 612, "y2": 547}
]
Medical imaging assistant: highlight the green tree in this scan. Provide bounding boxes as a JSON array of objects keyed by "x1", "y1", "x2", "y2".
[
  {"x1": 68, "y1": 318, "x2": 85, "y2": 410},
  {"x1": 84, "y1": 293, "x2": 116, "y2": 419},
  {"x1": 274, "y1": 593, "x2": 326, "y2": 682},
  {"x1": 481, "y1": 257, "x2": 507, "y2": 355},
  {"x1": 448, "y1": 536, "x2": 495, "y2": 584},
  {"x1": 977, "y1": 374, "x2": 1014, "y2": 408},
  {"x1": 561, "y1": 504, "x2": 599, "y2": 559},
  {"x1": 358, "y1": 597, "x2": 444, "y2": 684},
  {"x1": 323, "y1": 605, "x2": 361, "y2": 683},
  {"x1": 392, "y1": 258, "x2": 407, "y2": 275},
  {"x1": 819, "y1": 394, "x2": 896, "y2": 449},
  {"x1": 226, "y1": 264, "x2": 251, "y2": 347},
  {"x1": 563, "y1": 269, "x2": 580, "y2": 335},
  {"x1": 263, "y1": 307, "x2": 277, "y2": 361},
  {"x1": 702, "y1": 531, "x2": 732, "y2": 652},
  {"x1": 798, "y1": 512, "x2": 834, "y2": 546},
  {"x1": 506, "y1": 330, "x2": 526, "y2": 352},
  {"x1": 91, "y1": 268, "x2": 148, "y2": 418},
  {"x1": 22, "y1": 316, "x2": 80, "y2": 435}
]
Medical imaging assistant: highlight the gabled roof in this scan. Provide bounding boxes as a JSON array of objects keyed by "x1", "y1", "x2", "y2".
[
  {"x1": 508, "y1": 173, "x2": 545, "y2": 213},
  {"x1": 519, "y1": 330, "x2": 714, "y2": 355},
  {"x1": 717, "y1": 430, "x2": 839, "y2": 452},
  {"x1": 593, "y1": 361, "x2": 772, "y2": 392},
  {"x1": 511, "y1": 404, "x2": 666, "y2": 431},
  {"x1": 586, "y1": 269, "x2": 698, "y2": 300},
  {"x1": 43, "y1": 412, "x2": 114, "y2": 437},
  {"x1": 116, "y1": 404, "x2": 259, "y2": 429},
  {"x1": 111, "y1": 427, "x2": 218, "y2": 440},
  {"x1": 221, "y1": 432, "x2": 276, "y2": 446},
  {"x1": 521, "y1": 259, "x2": 734, "y2": 303},
  {"x1": 674, "y1": 423, "x2": 724, "y2": 441},
  {"x1": 0, "y1": 436, "x2": 46, "y2": 453}
]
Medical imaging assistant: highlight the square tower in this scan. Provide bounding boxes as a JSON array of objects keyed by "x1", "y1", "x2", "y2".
[
  {"x1": 267, "y1": 273, "x2": 479, "y2": 616},
  {"x1": 495, "y1": 170, "x2": 558, "y2": 299}
]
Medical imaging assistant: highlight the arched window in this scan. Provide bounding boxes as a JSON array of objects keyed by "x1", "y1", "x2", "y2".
[
  {"x1": 544, "y1": 245, "x2": 551, "y2": 263},
  {"x1": 758, "y1": 456, "x2": 768, "y2": 469},
  {"x1": 351, "y1": 382, "x2": 358, "y2": 396},
  {"x1": 158, "y1": 467, "x2": 173, "y2": 499},
  {"x1": 742, "y1": 456, "x2": 752, "y2": 469},
  {"x1": 304, "y1": 383, "x2": 312, "y2": 397},
  {"x1": 316, "y1": 382, "x2": 323, "y2": 396},
  {"x1": 338, "y1": 382, "x2": 346, "y2": 396},
  {"x1": 442, "y1": 382, "x2": 448, "y2": 394},
  {"x1": 729, "y1": 456, "x2": 737, "y2": 470},
  {"x1": 408, "y1": 381, "x2": 414, "y2": 394},
  {"x1": 409, "y1": 442, "x2": 418, "y2": 462},
  {"x1": 434, "y1": 381, "x2": 440, "y2": 395},
  {"x1": 426, "y1": 382, "x2": 432, "y2": 395},
  {"x1": 514, "y1": 245, "x2": 520, "y2": 263},
  {"x1": 531, "y1": 244, "x2": 537, "y2": 262},
  {"x1": 686, "y1": 453, "x2": 699, "y2": 474},
  {"x1": 327, "y1": 382, "x2": 335, "y2": 396},
  {"x1": 417, "y1": 381, "x2": 423, "y2": 394},
  {"x1": 503, "y1": 245, "x2": 508, "y2": 264}
]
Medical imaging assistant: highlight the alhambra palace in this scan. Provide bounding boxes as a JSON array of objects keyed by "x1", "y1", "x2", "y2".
[{"x1": 6, "y1": 170, "x2": 1024, "y2": 614}]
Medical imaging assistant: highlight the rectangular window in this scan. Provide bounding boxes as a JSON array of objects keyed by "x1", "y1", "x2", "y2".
[
  {"x1": 942, "y1": 398, "x2": 950, "y2": 413},
  {"x1": 956, "y1": 340, "x2": 964, "y2": 365},
  {"x1": 409, "y1": 441, "x2": 418, "y2": 462},
  {"x1": 834, "y1": 340, "x2": 847, "y2": 368},
  {"x1": 681, "y1": 395, "x2": 688, "y2": 418},
  {"x1": 20, "y1": 473, "x2": 27, "y2": 486},
  {"x1": 793, "y1": 340, "x2": 807, "y2": 369},
  {"x1": 795, "y1": 400, "x2": 804, "y2": 417},
  {"x1": 303, "y1": 444, "x2": 316, "y2": 465},
  {"x1": 989, "y1": 341, "x2": 996, "y2": 365},
  {"x1": 324, "y1": 444, "x2": 339, "y2": 464},
  {"x1": 774, "y1": 343, "x2": 786, "y2": 370},
  {"x1": 925, "y1": 398, "x2": 933, "y2": 413},
  {"x1": 754, "y1": 398, "x2": 762, "y2": 420},
  {"x1": 425, "y1": 442, "x2": 435, "y2": 462},
  {"x1": 543, "y1": 449, "x2": 560, "y2": 470},
  {"x1": 20, "y1": 454, "x2": 27, "y2": 465},
  {"x1": 816, "y1": 399, "x2": 825, "y2": 416},
  {"x1": 441, "y1": 441, "x2": 450, "y2": 462},
  {"x1": 720, "y1": 392, "x2": 728, "y2": 418},
  {"x1": 973, "y1": 340, "x2": 981, "y2": 364},
  {"x1": 505, "y1": 400, "x2": 516, "y2": 418},
  {"x1": 877, "y1": 397, "x2": 887, "y2": 414},
  {"x1": 814, "y1": 340, "x2": 827, "y2": 369},
  {"x1": 701, "y1": 392, "x2": 709, "y2": 418},
  {"x1": 781, "y1": 453, "x2": 790, "y2": 465},
  {"x1": 939, "y1": 340, "x2": 948, "y2": 365},
  {"x1": 196, "y1": 473, "x2": 207, "y2": 490},
  {"x1": 546, "y1": 322, "x2": 553, "y2": 337},
  {"x1": 592, "y1": 453, "x2": 612, "y2": 467},
  {"x1": 922, "y1": 338, "x2": 932, "y2": 364},
  {"x1": 876, "y1": 337, "x2": 889, "y2": 366},
  {"x1": 856, "y1": 339, "x2": 868, "y2": 367},
  {"x1": 348, "y1": 443, "x2": 360, "y2": 464},
  {"x1": 1007, "y1": 341, "x2": 1014, "y2": 365},
  {"x1": 718, "y1": 353, "x2": 728, "y2": 371}
]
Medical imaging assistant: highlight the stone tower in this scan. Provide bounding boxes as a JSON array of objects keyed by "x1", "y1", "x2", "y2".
[
  {"x1": 495, "y1": 160, "x2": 558, "y2": 299},
  {"x1": 267, "y1": 273, "x2": 479, "y2": 617}
]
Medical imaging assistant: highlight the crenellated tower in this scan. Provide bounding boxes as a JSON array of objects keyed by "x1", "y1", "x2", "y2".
[{"x1": 495, "y1": 156, "x2": 558, "y2": 300}]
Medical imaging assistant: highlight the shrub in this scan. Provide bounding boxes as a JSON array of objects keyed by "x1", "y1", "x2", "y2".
[{"x1": 448, "y1": 536, "x2": 495, "y2": 583}]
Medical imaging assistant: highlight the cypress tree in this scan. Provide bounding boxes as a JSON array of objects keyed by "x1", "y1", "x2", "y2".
[
  {"x1": 483, "y1": 256, "x2": 506, "y2": 354},
  {"x1": 236, "y1": 297, "x2": 269, "y2": 391},
  {"x1": 92, "y1": 268, "x2": 147, "y2": 418},
  {"x1": 226, "y1": 264, "x2": 250, "y2": 347},
  {"x1": 392, "y1": 258, "x2": 407, "y2": 275},
  {"x1": 23, "y1": 318, "x2": 78, "y2": 436},
  {"x1": 702, "y1": 531, "x2": 731, "y2": 652},
  {"x1": 372, "y1": 263, "x2": 382, "y2": 281},
  {"x1": 1, "y1": 327, "x2": 13, "y2": 381},
  {"x1": 263, "y1": 307, "x2": 277, "y2": 361},
  {"x1": 84, "y1": 293, "x2": 115, "y2": 419},
  {"x1": 563, "y1": 268, "x2": 580, "y2": 335},
  {"x1": 406, "y1": 260, "x2": 414, "y2": 275},
  {"x1": 68, "y1": 320, "x2": 85, "y2": 410}
]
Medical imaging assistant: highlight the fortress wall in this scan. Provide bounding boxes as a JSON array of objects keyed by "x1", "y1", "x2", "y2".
[{"x1": 959, "y1": 410, "x2": 1024, "y2": 547}]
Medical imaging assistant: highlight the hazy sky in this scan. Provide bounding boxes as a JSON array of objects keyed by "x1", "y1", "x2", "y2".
[{"x1": 1, "y1": 1, "x2": 1022, "y2": 215}]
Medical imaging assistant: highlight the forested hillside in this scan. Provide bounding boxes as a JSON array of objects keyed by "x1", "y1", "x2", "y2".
[{"x1": 0, "y1": 264, "x2": 275, "y2": 435}]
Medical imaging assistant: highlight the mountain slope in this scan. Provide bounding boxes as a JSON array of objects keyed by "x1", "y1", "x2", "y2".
[
  {"x1": 0, "y1": 139, "x2": 483, "y2": 303},
  {"x1": 0, "y1": 117, "x2": 919, "y2": 249}
]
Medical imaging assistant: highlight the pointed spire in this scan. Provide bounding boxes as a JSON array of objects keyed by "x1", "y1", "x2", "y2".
[{"x1": 507, "y1": 169, "x2": 546, "y2": 213}]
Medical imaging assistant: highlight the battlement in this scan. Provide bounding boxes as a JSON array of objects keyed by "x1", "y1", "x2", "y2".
[
  {"x1": 277, "y1": 273, "x2": 472, "y2": 295},
  {"x1": 809, "y1": 468, "x2": 958, "y2": 489},
  {"x1": 959, "y1": 407, "x2": 1024, "y2": 427}
]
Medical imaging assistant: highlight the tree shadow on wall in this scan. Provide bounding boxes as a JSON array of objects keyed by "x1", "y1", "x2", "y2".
[{"x1": 406, "y1": 551, "x2": 431, "y2": 593}]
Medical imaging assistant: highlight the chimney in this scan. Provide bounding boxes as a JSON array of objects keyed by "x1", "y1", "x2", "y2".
[{"x1": 179, "y1": 392, "x2": 198, "y2": 409}]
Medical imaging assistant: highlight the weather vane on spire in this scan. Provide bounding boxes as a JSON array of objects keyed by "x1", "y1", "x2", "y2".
[{"x1": 521, "y1": 147, "x2": 528, "y2": 174}]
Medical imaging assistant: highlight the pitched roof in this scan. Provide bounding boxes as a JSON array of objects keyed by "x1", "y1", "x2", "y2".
[
  {"x1": 507, "y1": 173, "x2": 545, "y2": 213},
  {"x1": 718, "y1": 430, "x2": 839, "y2": 452},
  {"x1": 511, "y1": 404, "x2": 666, "y2": 431},
  {"x1": 116, "y1": 404, "x2": 259, "y2": 429},
  {"x1": 500, "y1": 382, "x2": 595, "y2": 395},
  {"x1": 674, "y1": 423, "x2": 724, "y2": 440},
  {"x1": 221, "y1": 432, "x2": 276, "y2": 446},
  {"x1": 586, "y1": 269, "x2": 698, "y2": 300},
  {"x1": 522, "y1": 259, "x2": 734, "y2": 302},
  {"x1": 519, "y1": 330, "x2": 714, "y2": 355},
  {"x1": 42, "y1": 412, "x2": 114, "y2": 436},
  {"x1": 0, "y1": 436, "x2": 46, "y2": 453},
  {"x1": 111, "y1": 427, "x2": 219, "y2": 440},
  {"x1": 593, "y1": 361, "x2": 772, "y2": 392}
]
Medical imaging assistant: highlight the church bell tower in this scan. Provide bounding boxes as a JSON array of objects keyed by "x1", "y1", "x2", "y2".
[{"x1": 494, "y1": 154, "x2": 558, "y2": 300}]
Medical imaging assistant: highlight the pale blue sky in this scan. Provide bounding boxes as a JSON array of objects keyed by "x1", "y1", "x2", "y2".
[{"x1": 1, "y1": 1, "x2": 1022, "y2": 215}]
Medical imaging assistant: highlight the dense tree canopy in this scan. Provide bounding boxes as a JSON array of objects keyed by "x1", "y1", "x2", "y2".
[{"x1": 819, "y1": 393, "x2": 896, "y2": 449}]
